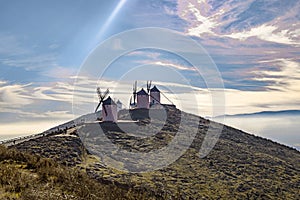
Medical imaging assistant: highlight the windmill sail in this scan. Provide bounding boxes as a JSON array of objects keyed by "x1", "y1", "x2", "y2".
[
  {"x1": 147, "y1": 80, "x2": 152, "y2": 93},
  {"x1": 95, "y1": 102, "x2": 101, "y2": 113},
  {"x1": 95, "y1": 87, "x2": 109, "y2": 113},
  {"x1": 133, "y1": 81, "x2": 137, "y2": 104}
]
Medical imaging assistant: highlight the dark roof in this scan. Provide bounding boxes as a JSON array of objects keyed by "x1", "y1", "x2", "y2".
[
  {"x1": 150, "y1": 86, "x2": 160, "y2": 92},
  {"x1": 102, "y1": 96, "x2": 116, "y2": 105},
  {"x1": 137, "y1": 88, "x2": 148, "y2": 96}
]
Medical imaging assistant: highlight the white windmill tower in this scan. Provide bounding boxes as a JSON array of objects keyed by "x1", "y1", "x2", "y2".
[
  {"x1": 137, "y1": 88, "x2": 149, "y2": 109},
  {"x1": 150, "y1": 85, "x2": 160, "y2": 106},
  {"x1": 95, "y1": 87, "x2": 117, "y2": 122},
  {"x1": 102, "y1": 96, "x2": 118, "y2": 122}
]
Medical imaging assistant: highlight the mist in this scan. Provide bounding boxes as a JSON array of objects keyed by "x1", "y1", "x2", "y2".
[{"x1": 216, "y1": 115, "x2": 300, "y2": 151}]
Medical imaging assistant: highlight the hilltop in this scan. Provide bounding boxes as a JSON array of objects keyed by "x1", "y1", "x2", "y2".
[{"x1": 5, "y1": 106, "x2": 300, "y2": 199}]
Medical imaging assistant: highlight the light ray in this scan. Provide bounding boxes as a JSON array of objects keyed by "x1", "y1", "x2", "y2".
[{"x1": 96, "y1": 0, "x2": 128, "y2": 40}]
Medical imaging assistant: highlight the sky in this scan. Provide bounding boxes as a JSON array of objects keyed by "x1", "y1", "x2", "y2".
[{"x1": 0, "y1": 0, "x2": 300, "y2": 143}]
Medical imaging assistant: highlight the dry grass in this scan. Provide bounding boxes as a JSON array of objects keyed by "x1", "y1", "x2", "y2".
[{"x1": 0, "y1": 145, "x2": 152, "y2": 199}]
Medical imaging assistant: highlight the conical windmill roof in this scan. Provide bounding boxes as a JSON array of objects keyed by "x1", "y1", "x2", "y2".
[
  {"x1": 137, "y1": 88, "x2": 148, "y2": 95},
  {"x1": 150, "y1": 86, "x2": 160, "y2": 92},
  {"x1": 102, "y1": 96, "x2": 117, "y2": 105}
]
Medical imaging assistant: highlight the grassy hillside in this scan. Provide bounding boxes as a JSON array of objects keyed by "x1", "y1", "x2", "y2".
[
  {"x1": 0, "y1": 145, "x2": 152, "y2": 199},
  {"x1": 7, "y1": 106, "x2": 300, "y2": 199}
]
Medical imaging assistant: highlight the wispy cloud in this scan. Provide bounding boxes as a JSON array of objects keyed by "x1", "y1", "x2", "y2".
[
  {"x1": 0, "y1": 81, "x2": 75, "y2": 111},
  {"x1": 0, "y1": 80, "x2": 7, "y2": 86},
  {"x1": 174, "y1": 0, "x2": 300, "y2": 47},
  {"x1": 252, "y1": 58, "x2": 300, "y2": 91},
  {"x1": 149, "y1": 61, "x2": 196, "y2": 72},
  {"x1": 127, "y1": 50, "x2": 161, "y2": 60},
  {"x1": 125, "y1": 49, "x2": 196, "y2": 72},
  {"x1": 40, "y1": 65, "x2": 76, "y2": 79},
  {"x1": 0, "y1": 83, "x2": 33, "y2": 108},
  {"x1": 225, "y1": 24, "x2": 300, "y2": 45},
  {"x1": 0, "y1": 53, "x2": 57, "y2": 70},
  {"x1": 48, "y1": 43, "x2": 60, "y2": 50},
  {"x1": 0, "y1": 33, "x2": 29, "y2": 56},
  {"x1": 0, "y1": 32, "x2": 75, "y2": 78},
  {"x1": 177, "y1": 0, "x2": 220, "y2": 36}
]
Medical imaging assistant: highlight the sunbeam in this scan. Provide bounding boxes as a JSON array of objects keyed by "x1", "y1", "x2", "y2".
[{"x1": 96, "y1": 0, "x2": 128, "y2": 40}]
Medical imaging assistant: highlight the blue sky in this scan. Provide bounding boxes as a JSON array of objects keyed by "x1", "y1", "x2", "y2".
[{"x1": 0, "y1": 0, "x2": 300, "y2": 137}]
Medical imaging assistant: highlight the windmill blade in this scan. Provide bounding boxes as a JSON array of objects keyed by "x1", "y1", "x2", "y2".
[
  {"x1": 133, "y1": 93, "x2": 137, "y2": 104},
  {"x1": 133, "y1": 81, "x2": 137, "y2": 93},
  {"x1": 99, "y1": 88, "x2": 109, "y2": 102},
  {"x1": 97, "y1": 87, "x2": 102, "y2": 99},
  {"x1": 132, "y1": 83, "x2": 135, "y2": 93},
  {"x1": 103, "y1": 88, "x2": 109, "y2": 99},
  {"x1": 133, "y1": 81, "x2": 137, "y2": 104},
  {"x1": 95, "y1": 102, "x2": 101, "y2": 113},
  {"x1": 147, "y1": 80, "x2": 152, "y2": 93}
]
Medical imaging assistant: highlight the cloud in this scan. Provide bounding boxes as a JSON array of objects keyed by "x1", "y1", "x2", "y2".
[
  {"x1": 0, "y1": 33, "x2": 77, "y2": 83},
  {"x1": 0, "y1": 75, "x2": 300, "y2": 137},
  {"x1": 32, "y1": 83, "x2": 74, "y2": 103},
  {"x1": 1, "y1": 53, "x2": 57, "y2": 70},
  {"x1": 150, "y1": 61, "x2": 197, "y2": 72},
  {"x1": 1, "y1": 0, "x2": 300, "y2": 137},
  {"x1": 24, "y1": 110, "x2": 73, "y2": 119},
  {"x1": 0, "y1": 83, "x2": 33, "y2": 108},
  {"x1": 0, "y1": 80, "x2": 76, "y2": 112},
  {"x1": 252, "y1": 59, "x2": 300, "y2": 91},
  {"x1": 41, "y1": 65, "x2": 77, "y2": 79},
  {"x1": 0, "y1": 80, "x2": 7, "y2": 86},
  {"x1": 0, "y1": 80, "x2": 76, "y2": 133},
  {"x1": 0, "y1": 33, "x2": 29, "y2": 56},
  {"x1": 0, "y1": 108, "x2": 73, "y2": 121},
  {"x1": 127, "y1": 50, "x2": 162, "y2": 59},
  {"x1": 225, "y1": 24, "x2": 300, "y2": 45},
  {"x1": 48, "y1": 44, "x2": 60, "y2": 49},
  {"x1": 177, "y1": 0, "x2": 220, "y2": 36},
  {"x1": 173, "y1": 0, "x2": 300, "y2": 47},
  {"x1": 123, "y1": 49, "x2": 197, "y2": 72},
  {"x1": 0, "y1": 120, "x2": 72, "y2": 136},
  {"x1": 0, "y1": 32, "x2": 64, "y2": 73},
  {"x1": 164, "y1": 5, "x2": 177, "y2": 16}
]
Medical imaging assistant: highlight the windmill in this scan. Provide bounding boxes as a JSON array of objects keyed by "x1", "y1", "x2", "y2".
[
  {"x1": 95, "y1": 87, "x2": 109, "y2": 115},
  {"x1": 146, "y1": 80, "x2": 152, "y2": 94}
]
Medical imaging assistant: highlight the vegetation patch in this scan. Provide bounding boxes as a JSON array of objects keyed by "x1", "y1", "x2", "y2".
[{"x1": 0, "y1": 145, "x2": 153, "y2": 199}]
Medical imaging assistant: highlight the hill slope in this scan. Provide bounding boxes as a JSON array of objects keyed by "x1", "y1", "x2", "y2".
[
  {"x1": 0, "y1": 145, "x2": 151, "y2": 199},
  {"x1": 11, "y1": 106, "x2": 300, "y2": 199}
]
